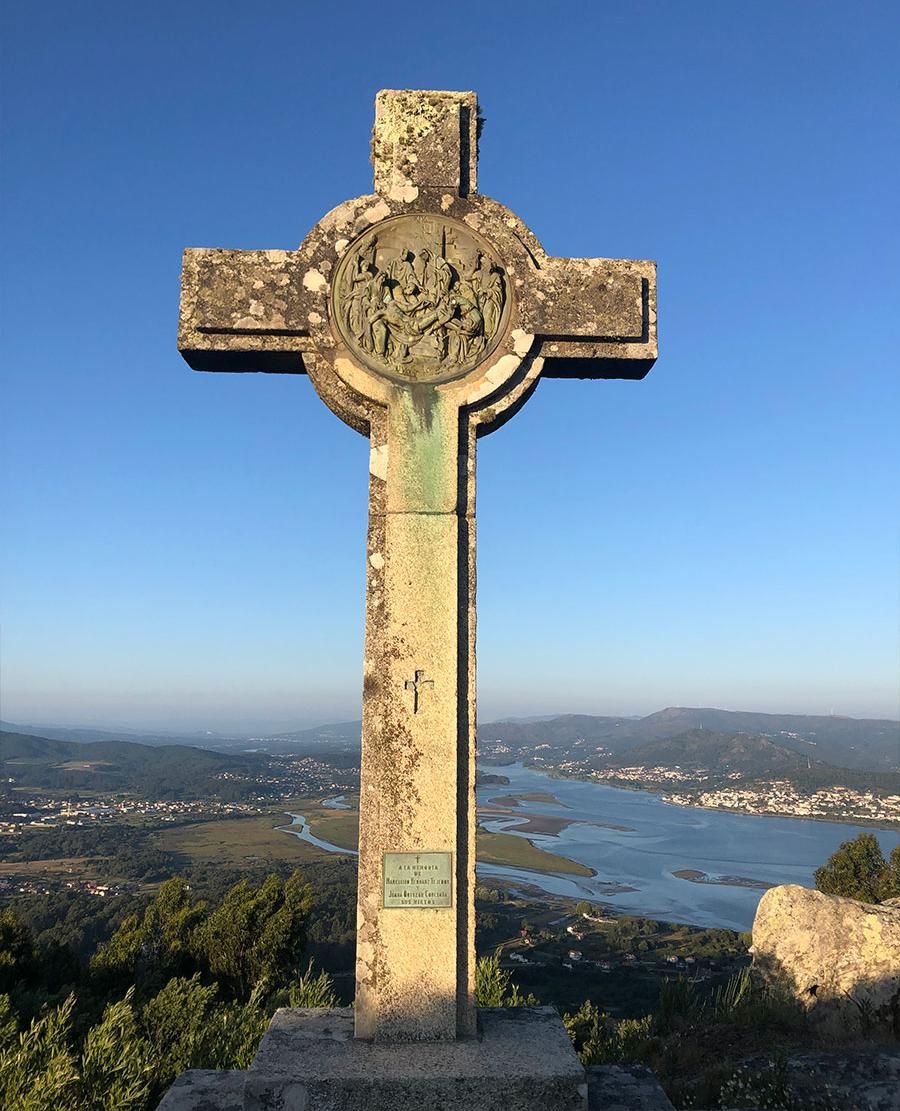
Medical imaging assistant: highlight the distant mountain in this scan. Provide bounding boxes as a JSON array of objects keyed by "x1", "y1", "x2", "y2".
[
  {"x1": 219, "y1": 721, "x2": 363, "y2": 756},
  {"x1": 6, "y1": 706, "x2": 897, "y2": 774},
  {"x1": 231, "y1": 706, "x2": 898, "y2": 775},
  {"x1": 0, "y1": 720, "x2": 248, "y2": 749},
  {"x1": 0, "y1": 732, "x2": 267, "y2": 800},
  {"x1": 612, "y1": 729, "x2": 810, "y2": 778},
  {"x1": 479, "y1": 714, "x2": 632, "y2": 749},
  {"x1": 479, "y1": 708, "x2": 899, "y2": 772}
]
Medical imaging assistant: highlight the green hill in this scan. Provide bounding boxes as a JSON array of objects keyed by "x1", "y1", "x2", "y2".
[
  {"x1": 613, "y1": 729, "x2": 808, "y2": 777},
  {"x1": 0, "y1": 732, "x2": 267, "y2": 800}
]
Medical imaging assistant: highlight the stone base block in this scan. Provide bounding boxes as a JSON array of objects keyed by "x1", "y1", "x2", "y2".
[
  {"x1": 586, "y1": 1065, "x2": 675, "y2": 1110},
  {"x1": 156, "y1": 1069, "x2": 244, "y2": 1110},
  {"x1": 244, "y1": 1006, "x2": 587, "y2": 1111}
]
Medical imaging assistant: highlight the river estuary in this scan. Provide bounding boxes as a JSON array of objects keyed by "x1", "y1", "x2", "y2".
[
  {"x1": 279, "y1": 763, "x2": 900, "y2": 931},
  {"x1": 477, "y1": 763, "x2": 900, "y2": 930}
]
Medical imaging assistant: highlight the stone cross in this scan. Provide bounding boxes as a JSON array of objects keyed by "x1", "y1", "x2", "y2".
[{"x1": 178, "y1": 89, "x2": 656, "y2": 1043}]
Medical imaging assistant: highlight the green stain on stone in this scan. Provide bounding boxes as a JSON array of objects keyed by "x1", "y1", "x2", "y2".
[{"x1": 395, "y1": 386, "x2": 456, "y2": 513}]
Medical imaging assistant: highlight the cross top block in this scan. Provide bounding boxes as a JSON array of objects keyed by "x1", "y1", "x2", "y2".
[
  {"x1": 372, "y1": 89, "x2": 479, "y2": 197},
  {"x1": 179, "y1": 88, "x2": 657, "y2": 441}
]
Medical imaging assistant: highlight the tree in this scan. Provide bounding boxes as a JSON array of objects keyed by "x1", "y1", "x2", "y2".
[
  {"x1": 91, "y1": 877, "x2": 206, "y2": 992},
  {"x1": 575, "y1": 901, "x2": 593, "y2": 918},
  {"x1": 563, "y1": 1000, "x2": 609, "y2": 1064},
  {"x1": 198, "y1": 872, "x2": 313, "y2": 1000},
  {"x1": 814, "y1": 833, "x2": 889, "y2": 903},
  {"x1": 0, "y1": 911, "x2": 37, "y2": 996},
  {"x1": 140, "y1": 975, "x2": 218, "y2": 1088},
  {"x1": 879, "y1": 844, "x2": 900, "y2": 902},
  {"x1": 0, "y1": 993, "x2": 79, "y2": 1110}
]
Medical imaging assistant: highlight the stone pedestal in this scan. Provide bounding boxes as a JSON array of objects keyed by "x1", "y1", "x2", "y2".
[
  {"x1": 158, "y1": 1007, "x2": 588, "y2": 1111},
  {"x1": 246, "y1": 1006, "x2": 587, "y2": 1111}
]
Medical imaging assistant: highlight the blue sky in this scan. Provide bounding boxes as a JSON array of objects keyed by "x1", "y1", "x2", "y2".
[{"x1": 2, "y1": 1, "x2": 898, "y2": 732}]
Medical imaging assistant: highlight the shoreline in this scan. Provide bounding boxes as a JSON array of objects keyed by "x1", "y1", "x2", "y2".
[
  {"x1": 659, "y1": 795, "x2": 900, "y2": 832},
  {"x1": 514, "y1": 764, "x2": 900, "y2": 832}
]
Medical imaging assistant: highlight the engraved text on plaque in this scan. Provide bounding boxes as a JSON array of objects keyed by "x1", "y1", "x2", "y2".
[{"x1": 383, "y1": 851, "x2": 453, "y2": 908}]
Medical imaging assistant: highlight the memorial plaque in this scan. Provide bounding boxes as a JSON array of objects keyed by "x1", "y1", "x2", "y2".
[{"x1": 383, "y1": 852, "x2": 453, "y2": 908}]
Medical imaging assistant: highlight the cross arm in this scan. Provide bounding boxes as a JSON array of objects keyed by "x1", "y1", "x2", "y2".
[
  {"x1": 178, "y1": 248, "x2": 316, "y2": 373},
  {"x1": 525, "y1": 256, "x2": 657, "y2": 380}
]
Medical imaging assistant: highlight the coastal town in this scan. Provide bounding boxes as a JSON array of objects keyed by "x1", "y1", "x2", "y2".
[
  {"x1": 472, "y1": 887, "x2": 750, "y2": 1015},
  {"x1": 547, "y1": 763, "x2": 900, "y2": 827},
  {"x1": 0, "y1": 794, "x2": 259, "y2": 838},
  {"x1": 664, "y1": 780, "x2": 900, "y2": 826}
]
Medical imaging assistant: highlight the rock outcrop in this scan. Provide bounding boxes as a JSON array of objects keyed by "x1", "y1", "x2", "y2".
[{"x1": 752, "y1": 883, "x2": 900, "y2": 1034}]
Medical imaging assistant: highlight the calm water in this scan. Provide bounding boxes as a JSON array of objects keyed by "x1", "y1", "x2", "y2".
[
  {"x1": 277, "y1": 812, "x2": 358, "y2": 856},
  {"x1": 476, "y1": 763, "x2": 900, "y2": 931}
]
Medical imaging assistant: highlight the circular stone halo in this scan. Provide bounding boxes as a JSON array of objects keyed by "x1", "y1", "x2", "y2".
[{"x1": 330, "y1": 213, "x2": 512, "y2": 386}]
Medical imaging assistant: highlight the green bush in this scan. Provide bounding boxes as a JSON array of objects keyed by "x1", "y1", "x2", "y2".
[
  {"x1": 563, "y1": 1001, "x2": 656, "y2": 1066},
  {"x1": 814, "y1": 833, "x2": 900, "y2": 903},
  {"x1": 474, "y1": 950, "x2": 536, "y2": 1007}
]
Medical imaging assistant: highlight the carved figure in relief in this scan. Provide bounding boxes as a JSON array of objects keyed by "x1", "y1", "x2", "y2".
[
  {"x1": 478, "y1": 266, "x2": 503, "y2": 338},
  {"x1": 346, "y1": 252, "x2": 375, "y2": 348},
  {"x1": 390, "y1": 249, "x2": 418, "y2": 295},
  {"x1": 333, "y1": 217, "x2": 507, "y2": 380},
  {"x1": 445, "y1": 293, "x2": 484, "y2": 364}
]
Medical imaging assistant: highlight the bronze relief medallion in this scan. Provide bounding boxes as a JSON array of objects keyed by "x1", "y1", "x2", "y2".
[{"x1": 331, "y1": 214, "x2": 510, "y2": 384}]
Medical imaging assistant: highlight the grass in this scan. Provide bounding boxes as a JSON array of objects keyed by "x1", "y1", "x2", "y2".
[
  {"x1": 476, "y1": 830, "x2": 594, "y2": 876},
  {"x1": 487, "y1": 791, "x2": 563, "y2": 807},
  {"x1": 158, "y1": 799, "x2": 361, "y2": 866},
  {"x1": 158, "y1": 814, "x2": 326, "y2": 866},
  {"x1": 479, "y1": 809, "x2": 574, "y2": 836},
  {"x1": 306, "y1": 812, "x2": 359, "y2": 849},
  {"x1": 0, "y1": 856, "x2": 100, "y2": 877}
]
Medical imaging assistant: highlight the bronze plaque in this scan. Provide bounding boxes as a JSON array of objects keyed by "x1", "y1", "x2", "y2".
[
  {"x1": 383, "y1": 851, "x2": 453, "y2": 908},
  {"x1": 332, "y1": 214, "x2": 509, "y2": 384}
]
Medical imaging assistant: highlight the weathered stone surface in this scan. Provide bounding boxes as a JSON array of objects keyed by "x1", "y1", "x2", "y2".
[
  {"x1": 372, "y1": 89, "x2": 478, "y2": 199},
  {"x1": 752, "y1": 884, "x2": 900, "y2": 1033},
  {"x1": 534, "y1": 258, "x2": 656, "y2": 379},
  {"x1": 586, "y1": 1064, "x2": 674, "y2": 1109},
  {"x1": 244, "y1": 1006, "x2": 587, "y2": 1111},
  {"x1": 156, "y1": 1070, "x2": 244, "y2": 1111},
  {"x1": 179, "y1": 249, "x2": 313, "y2": 373}
]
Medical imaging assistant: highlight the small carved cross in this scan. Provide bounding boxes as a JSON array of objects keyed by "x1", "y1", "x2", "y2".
[{"x1": 404, "y1": 669, "x2": 434, "y2": 713}]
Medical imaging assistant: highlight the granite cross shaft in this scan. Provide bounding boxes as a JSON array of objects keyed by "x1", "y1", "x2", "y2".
[{"x1": 178, "y1": 89, "x2": 657, "y2": 1044}]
